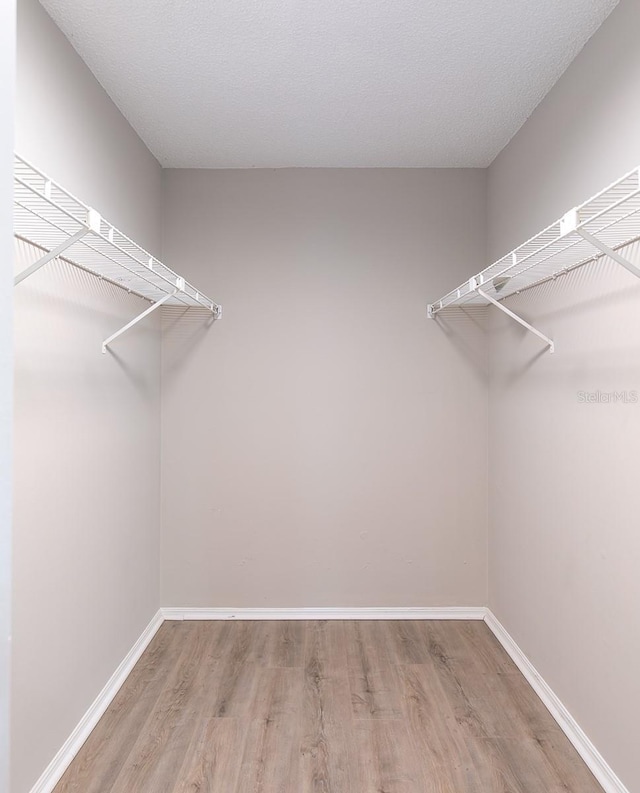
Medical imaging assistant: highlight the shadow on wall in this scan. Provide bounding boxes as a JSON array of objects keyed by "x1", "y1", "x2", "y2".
[
  {"x1": 488, "y1": 242, "x2": 640, "y2": 389},
  {"x1": 14, "y1": 237, "x2": 140, "y2": 312},
  {"x1": 502, "y1": 243, "x2": 640, "y2": 322},
  {"x1": 433, "y1": 241, "x2": 640, "y2": 389},
  {"x1": 13, "y1": 237, "x2": 161, "y2": 397},
  {"x1": 161, "y1": 305, "x2": 217, "y2": 379},
  {"x1": 429, "y1": 305, "x2": 488, "y2": 377}
]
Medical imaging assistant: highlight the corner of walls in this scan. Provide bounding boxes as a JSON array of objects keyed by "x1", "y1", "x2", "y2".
[
  {"x1": 158, "y1": 165, "x2": 170, "y2": 612},
  {"x1": 481, "y1": 165, "x2": 491, "y2": 610}
]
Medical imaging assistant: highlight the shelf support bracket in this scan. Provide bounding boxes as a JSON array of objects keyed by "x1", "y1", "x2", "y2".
[
  {"x1": 102, "y1": 281, "x2": 182, "y2": 354},
  {"x1": 14, "y1": 209, "x2": 101, "y2": 286},
  {"x1": 474, "y1": 281, "x2": 555, "y2": 353},
  {"x1": 575, "y1": 228, "x2": 640, "y2": 280}
]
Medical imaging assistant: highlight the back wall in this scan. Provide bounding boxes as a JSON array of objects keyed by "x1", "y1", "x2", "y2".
[{"x1": 160, "y1": 167, "x2": 488, "y2": 608}]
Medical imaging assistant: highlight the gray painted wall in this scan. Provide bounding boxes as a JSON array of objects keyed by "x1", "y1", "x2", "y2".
[
  {"x1": 487, "y1": 1, "x2": 640, "y2": 789},
  {"x1": 160, "y1": 168, "x2": 488, "y2": 609},
  {"x1": 13, "y1": 1, "x2": 163, "y2": 790},
  {"x1": 1, "y1": 2, "x2": 16, "y2": 791}
]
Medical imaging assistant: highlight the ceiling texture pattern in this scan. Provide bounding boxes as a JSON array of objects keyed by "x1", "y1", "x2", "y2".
[{"x1": 39, "y1": 0, "x2": 619, "y2": 168}]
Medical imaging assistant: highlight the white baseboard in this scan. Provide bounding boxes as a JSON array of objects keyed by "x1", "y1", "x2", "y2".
[
  {"x1": 160, "y1": 606, "x2": 488, "y2": 621},
  {"x1": 29, "y1": 609, "x2": 164, "y2": 793},
  {"x1": 484, "y1": 610, "x2": 629, "y2": 793}
]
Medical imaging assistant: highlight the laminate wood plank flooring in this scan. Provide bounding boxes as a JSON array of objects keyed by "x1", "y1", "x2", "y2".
[{"x1": 53, "y1": 620, "x2": 604, "y2": 793}]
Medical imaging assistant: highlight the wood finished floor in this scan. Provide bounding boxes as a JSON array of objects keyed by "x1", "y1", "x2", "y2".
[{"x1": 53, "y1": 620, "x2": 603, "y2": 793}]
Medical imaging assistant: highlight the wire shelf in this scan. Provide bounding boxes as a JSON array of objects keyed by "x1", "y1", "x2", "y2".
[
  {"x1": 428, "y1": 166, "x2": 640, "y2": 314},
  {"x1": 13, "y1": 154, "x2": 220, "y2": 315}
]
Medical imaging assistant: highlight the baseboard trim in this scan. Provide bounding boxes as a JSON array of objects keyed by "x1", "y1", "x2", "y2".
[
  {"x1": 161, "y1": 606, "x2": 488, "y2": 621},
  {"x1": 484, "y1": 610, "x2": 629, "y2": 793},
  {"x1": 29, "y1": 609, "x2": 164, "y2": 793}
]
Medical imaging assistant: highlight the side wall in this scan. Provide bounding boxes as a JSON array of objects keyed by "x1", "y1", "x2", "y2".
[
  {"x1": 13, "y1": 2, "x2": 163, "y2": 791},
  {"x1": 160, "y1": 167, "x2": 488, "y2": 609},
  {"x1": 1, "y1": 2, "x2": 16, "y2": 792},
  {"x1": 487, "y1": 1, "x2": 640, "y2": 790}
]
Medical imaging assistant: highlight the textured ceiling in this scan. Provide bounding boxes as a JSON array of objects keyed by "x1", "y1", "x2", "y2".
[{"x1": 39, "y1": 0, "x2": 618, "y2": 168}]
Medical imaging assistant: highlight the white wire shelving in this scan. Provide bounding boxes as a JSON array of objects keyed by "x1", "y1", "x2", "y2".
[
  {"x1": 427, "y1": 166, "x2": 640, "y2": 353},
  {"x1": 13, "y1": 154, "x2": 221, "y2": 353}
]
